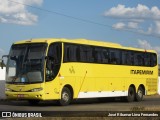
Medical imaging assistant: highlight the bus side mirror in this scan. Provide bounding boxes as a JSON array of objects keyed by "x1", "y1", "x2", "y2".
[
  {"x1": 1, "y1": 55, "x2": 9, "y2": 69},
  {"x1": 1, "y1": 60, "x2": 4, "y2": 69},
  {"x1": 0, "y1": 59, "x2": 3, "y2": 69}
]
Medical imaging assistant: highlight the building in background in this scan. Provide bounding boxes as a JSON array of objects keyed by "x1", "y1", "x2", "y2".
[{"x1": 0, "y1": 67, "x2": 6, "y2": 99}]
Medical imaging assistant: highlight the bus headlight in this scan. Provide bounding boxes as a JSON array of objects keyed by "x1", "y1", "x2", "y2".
[
  {"x1": 5, "y1": 88, "x2": 13, "y2": 92},
  {"x1": 30, "y1": 87, "x2": 43, "y2": 92}
]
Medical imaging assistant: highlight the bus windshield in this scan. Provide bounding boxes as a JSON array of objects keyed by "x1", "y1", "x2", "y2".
[{"x1": 6, "y1": 43, "x2": 47, "y2": 84}]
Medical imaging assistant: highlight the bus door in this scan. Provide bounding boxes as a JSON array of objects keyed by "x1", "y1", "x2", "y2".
[{"x1": 45, "y1": 42, "x2": 62, "y2": 100}]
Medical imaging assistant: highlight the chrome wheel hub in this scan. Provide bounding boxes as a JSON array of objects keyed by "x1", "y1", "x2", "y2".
[{"x1": 62, "y1": 92, "x2": 69, "y2": 102}]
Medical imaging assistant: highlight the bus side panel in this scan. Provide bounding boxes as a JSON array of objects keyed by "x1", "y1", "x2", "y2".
[
  {"x1": 59, "y1": 63, "x2": 88, "y2": 99},
  {"x1": 44, "y1": 79, "x2": 61, "y2": 100},
  {"x1": 54, "y1": 63, "x2": 158, "y2": 100}
]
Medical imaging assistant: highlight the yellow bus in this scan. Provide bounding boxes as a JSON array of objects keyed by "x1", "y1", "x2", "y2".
[{"x1": 3, "y1": 38, "x2": 158, "y2": 106}]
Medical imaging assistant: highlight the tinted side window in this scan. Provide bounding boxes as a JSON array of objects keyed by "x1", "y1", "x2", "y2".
[
  {"x1": 79, "y1": 45, "x2": 93, "y2": 62},
  {"x1": 151, "y1": 53, "x2": 157, "y2": 67},
  {"x1": 63, "y1": 43, "x2": 157, "y2": 67},
  {"x1": 64, "y1": 44, "x2": 79, "y2": 62},
  {"x1": 64, "y1": 44, "x2": 93, "y2": 63},
  {"x1": 48, "y1": 43, "x2": 62, "y2": 64},
  {"x1": 46, "y1": 43, "x2": 62, "y2": 81},
  {"x1": 122, "y1": 51, "x2": 130, "y2": 65},
  {"x1": 134, "y1": 52, "x2": 144, "y2": 66},
  {"x1": 109, "y1": 49, "x2": 121, "y2": 64},
  {"x1": 93, "y1": 47, "x2": 102, "y2": 63},
  {"x1": 101, "y1": 48, "x2": 109, "y2": 64},
  {"x1": 144, "y1": 53, "x2": 151, "y2": 66}
]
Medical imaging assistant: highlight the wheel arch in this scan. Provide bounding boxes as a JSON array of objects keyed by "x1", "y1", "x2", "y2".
[
  {"x1": 129, "y1": 84, "x2": 136, "y2": 92},
  {"x1": 126, "y1": 84, "x2": 136, "y2": 102}
]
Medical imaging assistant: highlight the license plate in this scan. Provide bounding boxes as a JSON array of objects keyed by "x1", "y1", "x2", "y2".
[{"x1": 17, "y1": 94, "x2": 24, "y2": 98}]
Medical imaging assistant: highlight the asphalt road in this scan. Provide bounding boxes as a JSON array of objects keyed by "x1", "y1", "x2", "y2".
[{"x1": 0, "y1": 95, "x2": 160, "y2": 112}]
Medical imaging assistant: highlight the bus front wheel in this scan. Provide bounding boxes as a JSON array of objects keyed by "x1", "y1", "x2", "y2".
[
  {"x1": 126, "y1": 87, "x2": 135, "y2": 102},
  {"x1": 59, "y1": 87, "x2": 72, "y2": 106}
]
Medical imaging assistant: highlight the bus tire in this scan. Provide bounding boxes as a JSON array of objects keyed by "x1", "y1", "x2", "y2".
[
  {"x1": 28, "y1": 100, "x2": 40, "y2": 105},
  {"x1": 59, "y1": 87, "x2": 72, "y2": 106},
  {"x1": 126, "y1": 87, "x2": 135, "y2": 102},
  {"x1": 135, "y1": 87, "x2": 144, "y2": 102}
]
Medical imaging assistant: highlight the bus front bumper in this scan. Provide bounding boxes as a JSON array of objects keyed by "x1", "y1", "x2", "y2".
[{"x1": 5, "y1": 91, "x2": 45, "y2": 100}]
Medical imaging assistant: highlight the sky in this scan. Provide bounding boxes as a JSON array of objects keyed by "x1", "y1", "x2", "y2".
[{"x1": 1, "y1": 0, "x2": 160, "y2": 62}]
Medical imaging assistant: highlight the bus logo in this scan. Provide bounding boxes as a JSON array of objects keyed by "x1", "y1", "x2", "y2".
[{"x1": 131, "y1": 70, "x2": 153, "y2": 75}]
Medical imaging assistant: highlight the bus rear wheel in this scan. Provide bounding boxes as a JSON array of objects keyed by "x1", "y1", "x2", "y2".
[
  {"x1": 126, "y1": 87, "x2": 135, "y2": 102},
  {"x1": 59, "y1": 87, "x2": 72, "y2": 106},
  {"x1": 135, "y1": 87, "x2": 144, "y2": 102}
]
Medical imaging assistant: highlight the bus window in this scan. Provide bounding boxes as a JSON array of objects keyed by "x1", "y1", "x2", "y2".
[
  {"x1": 134, "y1": 52, "x2": 144, "y2": 66},
  {"x1": 46, "y1": 43, "x2": 62, "y2": 81},
  {"x1": 122, "y1": 51, "x2": 129, "y2": 65},
  {"x1": 130, "y1": 52, "x2": 134, "y2": 65},
  {"x1": 144, "y1": 53, "x2": 151, "y2": 66},
  {"x1": 64, "y1": 44, "x2": 79, "y2": 62},
  {"x1": 86, "y1": 46, "x2": 93, "y2": 63},
  {"x1": 101, "y1": 48, "x2": 109, "y2": 64},
  {"x1": 9, "y1": 45, "x2": 26, "y2": 77},
  {"x1": 26, "y1": 45, "x2": 46, "y2": 72},
  {"x1": 64, "y1": 45, "x2": 70, "y2": 62},
  {"x1": 151, "y1": 53, "x2": 157, "y2": 67},
  {"x1": 79, "y1": 45, "x2": 92, "y2": 62},
  {"x1": 7, "y1": 44, "x2": 47, "y2": 83},
  {"x1": 75, "y1": 46, "x2": 80, "y2": 61},
  {"x1": 93, "y1": 47, "x2": 102, "y2": 63},
  {"x1": 109, "y1": 49, "x2": 121, "y2": 65}
]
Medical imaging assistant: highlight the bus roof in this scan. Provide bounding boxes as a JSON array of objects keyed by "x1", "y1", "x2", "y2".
[{"x1": 14, "y1": 38, "x2": 156, "y2": 53}]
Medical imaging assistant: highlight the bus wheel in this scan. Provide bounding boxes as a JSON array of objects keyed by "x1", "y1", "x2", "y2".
[
  {"x1": 59, "y1": 87, "x2": 72, "y2": 106},
  {"x1": 126, "y1": 87, "x2": 135, "y2": 102},
  {"x1": 135, "y1": 87, "x2": 144, "y2": 102},
  {"x1": 28, "y1": 100, "x2": 40, "y2": 105}
]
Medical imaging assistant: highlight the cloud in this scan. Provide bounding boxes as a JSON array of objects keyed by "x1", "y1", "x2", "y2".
[
  {"x1": 113, "y1": 22, "x2": 138, "y2": 30},
  {"x1": 138, "y1": 39, "x2": 160, "y2": 57},
  {"x1": 104, "y1": 4, "x2": 160, "y2": 20},
  {"x1": 104, "y1": 4, "x2": 160, "y2": 37},
  {"x1": 138, "y1": 39, "x2": 152, "y2": 49},
  {"x1": 0, "y1": 0, "x2": 43, "y2": 25},
  {"x1": 128, "y1": 22, "x2": 138, "y2": 29},
  {"x1": 112, "y1": 22, "x2": 125, "y2": 29}
]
